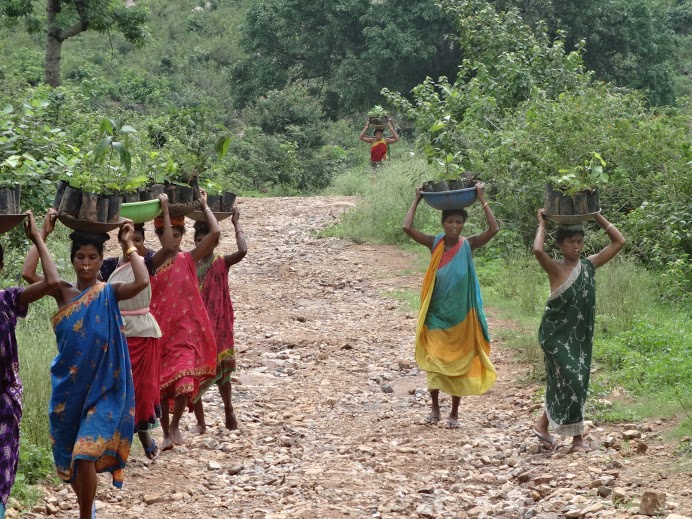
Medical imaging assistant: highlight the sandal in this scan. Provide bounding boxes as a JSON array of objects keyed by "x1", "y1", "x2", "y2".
[
  {"x1": 144, "y1": 438, "x2": 160, "y2": 460},
  {"x1": 531, "y1": 428, "x2": 556, "y2": 451}
]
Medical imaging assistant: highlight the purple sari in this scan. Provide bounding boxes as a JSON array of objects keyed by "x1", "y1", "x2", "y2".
[{"x1": 0, "y1": 287, "x2": 28, "y2": 512}]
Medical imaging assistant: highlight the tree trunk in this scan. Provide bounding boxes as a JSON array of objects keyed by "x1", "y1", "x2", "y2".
[
  {"x1": 45, "y1": 0, "x2": 88, "y2": 87},
  {"x1": 45, "y1": 0, "x2": 63, "y2": 87}
]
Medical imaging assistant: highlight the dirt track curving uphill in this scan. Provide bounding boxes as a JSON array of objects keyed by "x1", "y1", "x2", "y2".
[{"x1": 28, "y1": 196, "x2": 691, "y2": 519}]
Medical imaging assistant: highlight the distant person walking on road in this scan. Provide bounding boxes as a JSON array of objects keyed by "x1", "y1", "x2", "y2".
[
  {"x1": 532, "y1": 209, "x2": 624, "y2": 452},
  {"x1": 359, "y1": 118, "x2": 400, "y2": 167},
  {"x1": 403, "y1": 184, "x2": 499, "y2": 428}
]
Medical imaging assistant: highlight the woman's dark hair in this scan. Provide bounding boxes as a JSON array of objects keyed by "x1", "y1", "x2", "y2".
[
  {"x1": 441, "y1": 209, "x2": 468, "y2": 224},
  {"x1": 134, "y1": 223, "x2": 145, "y2": 238},
  {"x1": 193, "y1": 221, "x2": 209, "y2": 241},
  {"x1": 555, "y1": 227, "x2": 585, "y2": 244},
  {"x1": 374, "y1": 128, "x2": 384, "y2": 135},
  {"x1": 69, "y1": 231, "x2": 109, "y2": 262},
  {"x1": 155, "y1": 225, "x2": 185, "y2": 237}
]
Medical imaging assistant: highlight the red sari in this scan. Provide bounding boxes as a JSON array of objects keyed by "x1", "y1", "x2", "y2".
[
  {"x1": 107, "y1": 261, "x2": 162, "y2": 433},
  {"x1": 197, "y1": 255, "x2": 236, "y2": 394},
  {"x1": 150, "y1": 252, "x2": 216, "y2": 405}
]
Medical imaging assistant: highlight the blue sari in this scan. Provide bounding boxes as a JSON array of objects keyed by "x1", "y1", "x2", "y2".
[{"x1": 50, "y1": 283, "x2": 134, "y2": 488}]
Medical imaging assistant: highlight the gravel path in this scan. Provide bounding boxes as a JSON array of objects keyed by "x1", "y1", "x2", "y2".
[{"x1": 24, "y1": 196, "x2": 692, "y2": 519}]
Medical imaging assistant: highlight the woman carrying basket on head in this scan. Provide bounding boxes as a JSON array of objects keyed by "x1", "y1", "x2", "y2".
[
  {"x1": 402, "y1": 183, "x2": 499, "y2": 428},
  {"x1": 23, "y1": 212, "x2": 149, "y2": 519}
]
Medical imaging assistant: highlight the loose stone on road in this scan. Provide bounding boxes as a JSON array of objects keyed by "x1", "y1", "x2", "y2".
[{"x1": 30, "y1": 196, "x2": 692, "y2": 519}]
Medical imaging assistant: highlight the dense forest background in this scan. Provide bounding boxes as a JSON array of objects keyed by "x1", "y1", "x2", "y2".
[{"x1": 2, "y1": 0, "x2": 690, "y2": 290}]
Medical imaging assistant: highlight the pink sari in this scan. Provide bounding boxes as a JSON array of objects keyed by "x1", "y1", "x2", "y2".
[
  {"x1": 197, "y1": 255, "x2": 236, "y2": 393},
  {"x1": 150, "y1": 252, "x2": 216, "y2": 404}
]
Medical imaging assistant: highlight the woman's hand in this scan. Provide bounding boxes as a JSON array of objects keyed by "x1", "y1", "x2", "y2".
[
  {"x1": 42, "y1": 208, "x2": 58, "y2": 238},
  {"x1": 415, "y1": 187, "x2": 423, "y2": 202},
  {"x1": 120, "y1": 221, "x2": 135, "y2": 248},
  {"x1": 476, "y1": 182, "x2": 486, "y2": 200},
  {"x1": 158, "y1": 193, "x2": 169, "y2": 207},
  {"x1": 23, "y1": 211, "x2": 41, "y2": 243},
  {"x1": 199, "y1": 188, "x2": 208, "y2": 208},
  {"x1": 231, "y1": 206, "x2": 241, "y2": 225},
  {"x1": 537, "y1": 208, "x2": 546, "y2": 225}
]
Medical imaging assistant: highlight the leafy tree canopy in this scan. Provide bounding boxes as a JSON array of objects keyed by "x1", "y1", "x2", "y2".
[
  {"x1": 230, "y1": 0, "x2": 460, "y2": 117},
  {"x1": 492, "y1": 0, "x2": 683, "y2": 105}
]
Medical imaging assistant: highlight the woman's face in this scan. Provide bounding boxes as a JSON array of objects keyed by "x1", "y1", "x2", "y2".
[
  {"x1": 133, "y1": 231, "x2": 147, "y2": 255},
  {"x1": 194, "y1": 231, "x2": 207, "y2": 247},
  {"x1": 559, "y1": 234, "x2": 584, "y2": 261},
  {"x1": 73, "y1": 245, "x2": 102, "y2": 282},
  {"x1": 194, "y1": 231, "x2": 220, "y2": 249},
  {"x1": 443, "y1": 215, "x2": 465, "y2": 239},
  {"x1": 159, "y1": 228, "x2": 184, "y2": 250}
]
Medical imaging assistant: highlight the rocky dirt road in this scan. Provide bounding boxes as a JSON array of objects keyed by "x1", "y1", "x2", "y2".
[{"x1": 28, "y1": 196, "x2": 692, "y2": 518}]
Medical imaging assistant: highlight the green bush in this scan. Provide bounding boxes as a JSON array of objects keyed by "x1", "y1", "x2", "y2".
[{"x1": 324, "y1": 157, "x2": 440, "y2": 244}]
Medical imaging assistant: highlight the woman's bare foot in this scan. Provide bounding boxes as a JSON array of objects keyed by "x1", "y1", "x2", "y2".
[
  {"x1": 169, "y1": 426, "x2": 185, "y2": 446},
  {"x1": 161, "y1": 437, "x2": 174, "y2": 452},
  {"x1": 191, "y1": 423, "x2": 207, "y2": 434},
  {"x1": 424, "y1": 410, "x2": 441, "y2": 424},
  {"x1": 225, "y1": 412, "x2": 238, "y2": 431},
  {"x1": 426, "y1": 390, "x2": 441, "y2": 424},
  {"x1": 447, "y1": 416, "x2": 460, "y2": 429},
  {"x1": 570, "y1": 435, "x2": 590, "y2": 452}
]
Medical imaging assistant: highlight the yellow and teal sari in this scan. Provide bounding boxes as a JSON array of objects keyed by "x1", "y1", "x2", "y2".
[
  {"x1": 416, "y1": 234, "x2": 496, "y2": 396},
  {"x1": 50, "y1": 283, "x2": 135, "y2": 488}
]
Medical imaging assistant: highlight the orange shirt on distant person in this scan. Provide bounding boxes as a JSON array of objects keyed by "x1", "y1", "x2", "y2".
[{"x1": 370, "y1": 139, "x2": 388, "y2": 162}]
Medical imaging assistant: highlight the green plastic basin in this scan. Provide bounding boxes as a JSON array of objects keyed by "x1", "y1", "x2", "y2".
[{"x1": 119, "y1": 199, "x2": 162, "y2": 224}]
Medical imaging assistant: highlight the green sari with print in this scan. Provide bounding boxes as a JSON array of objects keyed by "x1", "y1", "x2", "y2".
[{"x1": 539, "y1": 259, "x2": 596, "y2": 437}]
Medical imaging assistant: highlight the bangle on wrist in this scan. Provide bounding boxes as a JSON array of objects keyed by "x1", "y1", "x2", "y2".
[
  {"x1": 163, "y1": 224, "x2": 173, "y2": 230},
  {"x1": 125, "y1": 246, "x2": 137, "y2": 256},
  {"x1": 537, "y1": 227, "x2": 546, "y2": 234},
  {"x1": 204, "y1": 206, "x2": 212, "y2": 213},
  {"x1": 482, "y1": 202, "x2": 489, "y2": 209},
  {"x1": 235, "y1": 230, "x2": 244, "y2": 235},
  {"x1": 605, "y1": 223, "x2": 613, "y2": 231}
]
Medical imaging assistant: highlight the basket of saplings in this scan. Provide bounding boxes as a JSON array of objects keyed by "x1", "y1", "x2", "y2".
[
  {"x1": 0, "y1": 183, "x2": 26, "y2": 233},
  {"x1": 368, "y1": 105, "x2": 389, "y2": 129},
  {"x1": 161, "y1": 134, "x2": 233, "y2": 218},
  {"x1": 137, "y1": 175, "x2": 201, "y2": 219},
  {"x1": 544, "y1": 153, "x2": 605, "y2": 224},
  {"x1": 420, "y1": 172, "x2": 479, "y2": 210},
  {"x1": 53, "y1": 178, "x2": 126, "y2": 232},
  {"x1": 186, "y1": 180, "x2": 236, "y2": 222},
  {"x1": 53, "y1": 119, "x2": 143, "y2": 231}
]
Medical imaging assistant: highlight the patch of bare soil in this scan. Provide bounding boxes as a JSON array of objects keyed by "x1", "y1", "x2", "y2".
[{"x1": 28, "y1": 196, "x2": 692, "y2": 519}]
